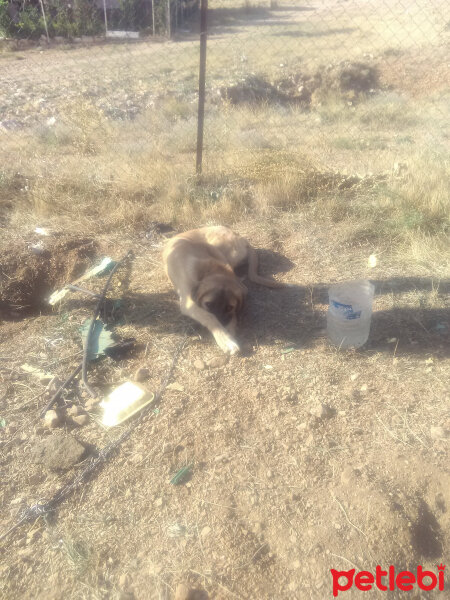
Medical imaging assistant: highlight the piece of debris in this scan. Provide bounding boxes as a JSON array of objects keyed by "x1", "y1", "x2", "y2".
[
  {"x1": 43, "y1": 409, "x2": 61, "y2": 429},
  {"x1": 34, "y1": 227, "x2": 50, "y2": 236},
  {"x1": 71, "y1": 414, "x2": 89, "y2": 427},
  {"x1": 48, "y1": 256, "x2": 116, "y2": 305},
  {"x1": 350, "y1": 373, "x2": 360, "y2": 381},
  {"x1": 104, "y1": 338, "x2": 136, "y2": 360},
  {"x1": 367, "y1": 254, "x2": 377, "y2": 268},
  {"x1": 134, "y1": 367, "x2": 150, "y2": 382},
  {"x1": 30, "y1": 434, "x2": 86, "y2": 471},
  {"x1": 21, "y1": 364, "x2": 54, "y2": 385},
  {"x1": 166, "y1": 382, "x2": 185, "y2": 392},
  {"x1": 170, "y1": 464, "x2": 193, "y2": 485},
  {"x1": 101, "y1": 381, "x2": 155, "y2": 427},
  {"x1": 193, "y1": 359, "x2": 206, "y2": 371},
  {"x1": 167, "y1": 523, "x2": 187, "y2": 538},
  {"x1": 80, "y1": 319, "x2": 115, "y2": 361},
  {"x1": 281, "y1": 347, "x2": 296, "y2": 355}
]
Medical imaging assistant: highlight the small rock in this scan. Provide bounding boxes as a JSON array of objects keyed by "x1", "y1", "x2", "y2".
[
  {"x1": 193, "y1": 359, "x2": 206, "y2": 371},
  {"x1": 206, "y1": 355, "x2": 229, "y2": 369},
  {"x1": 309, "y1": 403, "x2": 334, "y2": 420},
  {"x1": 10, "y1": 496, "x2": 24, "y2": 506},
  {"x1": 430, "y1": 426, "x2": 448, "y2": 440},
  {"x1": 67, "y1": 405, "x2": 83, "y2": 417},
  {"x1": 166, "y1": 382, "x2": 184, "y2": 392},
  {"x1": 71, "y1": 414, "x2": 89, "y2": 427},
  {"x1": 154, "y1": 497, "x2": 164, "y2": 508},
  {"x1": 200, "y1": 526, "x2": 211, "y2": 538},
  {"x1": 175, "y1": 584, "x2": 191, "y2": 600},
  {"x1": 119, "y1": 574, "x2": 130, "y2": 589},
  {"x1": 30, "y1": 434, "x2": 86, "y2": 471},
  {"x1": 360, "y1": 384, "x2": 368, "y2": 394},
  {"x1": 44, "y1": 410, "x2": 60, "y2": 429},
  {"x1": 134, "y1": 367, "x2": 150, "y2": 382},
  {"x1": 350, "y1": 373, "x2": 359, "y2": 381},
  {"x1": 85, "y1": 397, "x2": 101, "y2": 411}
]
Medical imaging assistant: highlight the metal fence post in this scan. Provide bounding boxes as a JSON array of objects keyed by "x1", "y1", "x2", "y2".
[
  {"x1": 196, "y1": 0, "x2": 208, "y2": 175},
  {"x1": 167, "y1": 0, "x2": 171, "y2": 38}
]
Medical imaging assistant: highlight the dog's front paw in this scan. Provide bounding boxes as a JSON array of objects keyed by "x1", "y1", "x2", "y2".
[{"x1": 213, "y1": 330, "x2": 240, "y2": 355}]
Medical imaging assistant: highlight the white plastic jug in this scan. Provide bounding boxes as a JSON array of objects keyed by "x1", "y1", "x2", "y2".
[{"x1": 327, "y1": 280, "x2": 375, "y2": 349}]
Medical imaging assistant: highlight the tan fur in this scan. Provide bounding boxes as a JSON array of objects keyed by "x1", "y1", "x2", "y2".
[{"x1": 162, "y1": 226, "x2": 284, "y2": 354}]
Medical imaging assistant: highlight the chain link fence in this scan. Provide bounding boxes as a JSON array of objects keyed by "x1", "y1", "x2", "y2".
[{"x1": 1, "y1": 1, "x2": 449, "y2": 219}]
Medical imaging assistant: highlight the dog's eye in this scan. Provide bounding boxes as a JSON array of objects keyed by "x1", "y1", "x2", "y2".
[{"x1": 205, "y1": 301, "x2": 214, "y2": 310}]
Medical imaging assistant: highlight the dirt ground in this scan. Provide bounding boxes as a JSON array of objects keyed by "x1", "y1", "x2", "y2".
[{"x1": 1, "y1": 214, "x2": 449, "y2": 599}]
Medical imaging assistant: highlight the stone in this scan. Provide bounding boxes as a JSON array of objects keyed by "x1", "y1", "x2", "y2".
[
  {"x1": 166, "y1": 382, "x2": 184, "y2": 392},
  {"x1": 30, "y1": 434, "x2": 86, "y2": 471},
  {"x1": 206, "y1": 355, "x2": 229, "y2": 369},
  {"x1": 43, "y1": 410, "x2": 60, "y2": 429},
  {"x1": 309, "y1": 403, "x2": 334, "y2": 420},
  {"x1": 193, "y1": 359, "x2": 206, "y2": 371},
  {"x1": 200, "y1": 526, "x2": 211, "y2": 538},
  {"x1": 134, "y1": 367, "x2": 150, "y2": 382},
  {"x1": 67, "y1": 405, "x2": 83, "y2": 417},
  {"x1": 71, "y1": 414, "x2": 89, "y2": 427},
  {"x1": 119, "y1": 574, "x2": 130, "y2": 589}
]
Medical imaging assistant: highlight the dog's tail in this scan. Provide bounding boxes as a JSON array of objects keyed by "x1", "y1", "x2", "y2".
[{"x1": 247, "y1": 246, "x2": 285, "y2": 288}]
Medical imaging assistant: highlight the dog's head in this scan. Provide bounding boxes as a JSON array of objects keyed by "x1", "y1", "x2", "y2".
[{"x1": 195, "y1": 274, "x2": 247, "y2": 326}]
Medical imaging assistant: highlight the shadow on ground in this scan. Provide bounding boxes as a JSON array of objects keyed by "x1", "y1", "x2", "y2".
[{"x1": 119, "y1": 249, "x2": 449, "y2": 358}]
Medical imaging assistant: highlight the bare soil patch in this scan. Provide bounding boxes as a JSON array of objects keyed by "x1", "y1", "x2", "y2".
[
  {"x1": 1, "y1": 218, "x2": 448, "y2": 600},
  {"x1": 0, "y1": 237, "x2": 98, "y2": 316}
]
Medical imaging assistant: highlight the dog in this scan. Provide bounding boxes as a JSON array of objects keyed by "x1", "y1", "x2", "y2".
[{"x1": 162, "y1": 226, "x2": 284, "y2": 354}]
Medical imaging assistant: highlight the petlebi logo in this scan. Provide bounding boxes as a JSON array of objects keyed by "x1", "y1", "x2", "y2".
[{"x1": 330, "y1": 564, "x2": 445, "y2": 597}]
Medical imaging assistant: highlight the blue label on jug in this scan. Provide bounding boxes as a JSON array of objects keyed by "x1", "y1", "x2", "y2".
[{"x1": 332, "y1": 300, "x2": 361, "y2": 320}]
